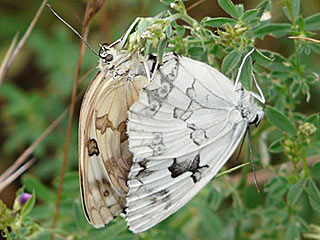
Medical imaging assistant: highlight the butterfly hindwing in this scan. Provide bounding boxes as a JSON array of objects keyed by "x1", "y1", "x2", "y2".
[
  {"x1": 79, "y1": 54, "x2": 149, "y2": 228},
  {"x1": 126, "y1": 54, "x2": 251, "y2": 233}
]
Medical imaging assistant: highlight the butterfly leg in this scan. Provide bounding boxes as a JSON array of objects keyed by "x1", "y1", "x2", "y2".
[
  {"x1": 143, "y1": 60, "x2": 152, "y2": 82},
  {"x1": 142, "y1": 58, "x2": 159, "y2": 82},
  {"x1": 150, "y1": 60, "x2": 159, "y2": 81},
  {"x1": 248, "y1": 72, "x2": 265, "y2": 104}
]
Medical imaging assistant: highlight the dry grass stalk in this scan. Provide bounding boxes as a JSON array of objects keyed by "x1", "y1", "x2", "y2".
[
  {"x1": 0, "y1": 0, "x2": 48, "y2": 85},
  {"x1": 52, "y1": 0, "x2": 106, "y2": 235}
]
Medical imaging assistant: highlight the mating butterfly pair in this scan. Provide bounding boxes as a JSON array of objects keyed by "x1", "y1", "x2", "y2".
[{"x1": 78, "y1": 41, "x2": 264, "y2": 233}]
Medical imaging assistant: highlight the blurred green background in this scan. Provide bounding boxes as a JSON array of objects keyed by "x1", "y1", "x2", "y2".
[{"x1": 1, "y1": 0, "x2": 320, "y2": 239}]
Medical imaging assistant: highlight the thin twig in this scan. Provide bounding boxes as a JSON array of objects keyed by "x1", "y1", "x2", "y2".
[
  {"x1": 216, "y1": 162, "x2": 250, "y2": 179},
  {"x1": 0, "y1": 110, "x2": 68, "y2": 185},
  {"x1": 51, "y1": 1, "x2": 92, "y2": 234},
  {"x1": 61, "y1": 0, "x2": 82, "y2": 23},
  {"x1": 85, "y1": 0, "x2": 106, "y2": 26},
  {"x1": 0, "y1": 159, "x2": 36, "y2": 192},
  {"x1": 0, "y1": 0, "x2": 47, "y2": 84},
  {"x1": 0, "y1": 33, "x2": 19, "y2": 85},
  {"x1": 186, "y1": 0, "x2": 206, "y2": 12},
  {"x1": 289, "y1": 36, "x2": 320, "y2": 44}
]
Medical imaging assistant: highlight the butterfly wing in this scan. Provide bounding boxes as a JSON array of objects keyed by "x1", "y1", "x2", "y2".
[
  {"x1": 126, "y1": 54, "x2": 249, "y2": 233},
  {"x1": 79, "y1": 69, "x2": 148, "y2": 228}
]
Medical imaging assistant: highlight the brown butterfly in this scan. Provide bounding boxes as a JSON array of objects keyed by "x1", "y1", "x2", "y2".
[{"x1": 78, "y1": 40, "x2": 156, "y2": 227}]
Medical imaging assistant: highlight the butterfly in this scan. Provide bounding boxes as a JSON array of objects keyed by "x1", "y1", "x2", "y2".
[
  {"x1": 125, "y1": 49, "x2": 265, "y2": 233},
  {"x1": 78, "y1": 40, "x2": 157, "y2": 228}
]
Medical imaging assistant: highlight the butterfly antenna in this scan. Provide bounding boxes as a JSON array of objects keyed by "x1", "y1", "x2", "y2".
[
  {"x1": 248, "y1": 127, "x2": 261, "y2": 193},
  {"x1": 47, "y1": 4, "x2": 99, "y2": 57}
]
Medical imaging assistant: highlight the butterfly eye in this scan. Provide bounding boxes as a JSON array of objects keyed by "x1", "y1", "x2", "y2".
[
  {"x1": 250, "y1": 114, "x2": 261, "y2": 126},
  {"x1": 99, "y1": 45, "x2": 108, "y2": 58},
  {"x1": 104, "y1": 54, "x2": 114, "y2": 62}
]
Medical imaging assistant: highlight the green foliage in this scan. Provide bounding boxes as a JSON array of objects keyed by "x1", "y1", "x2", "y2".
[
  {"x1": 1, "y1": 0, "x2": 320, "y2": 239},
  {"x1": 0, "y1": 190, "x2": 38, "y2": 240}
]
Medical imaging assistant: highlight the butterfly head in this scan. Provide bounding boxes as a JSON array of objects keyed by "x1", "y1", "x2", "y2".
[
  {"x1": 99, "y1": 44, "x2": 116, "y2": 64},
  {"x1": 238, "y1": 89, "x2": 264, "y2": 127},
  {"x1": 248, "y1": 106, "x2": 264, "y2": 127}
]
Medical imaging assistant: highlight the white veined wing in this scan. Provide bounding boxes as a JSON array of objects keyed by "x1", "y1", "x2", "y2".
[{"x1": 126, "y1": 52, "x2": 264, "y2": 233}]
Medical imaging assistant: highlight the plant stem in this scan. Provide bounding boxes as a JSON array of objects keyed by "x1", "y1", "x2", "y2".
[
  {"x1": 286, "y1": 1, "x2": 301, "y2": 75},
  {"x1": 302, "y1": 149, "x2": 309, "y2": 177},
  {"x1": 286, "y1": 1, "x2": 297, "y2": 30},
  {"x1": 51, "y1": 2, "x2": 91, "y2": 238},
  {"x1": 291, "y1": 138, "x2": 300, "y2": 177}
]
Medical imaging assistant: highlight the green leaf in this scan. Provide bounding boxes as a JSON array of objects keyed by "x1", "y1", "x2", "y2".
[
  {"x1": 165, "y1": 24, "x2": 172, "y2": 38},
  {"x1": 239, "y1": 56, "x2": 252, "y2": 90},
  {"x1": 160, "y1": 0, "x2": 175, "y2": 6},
  {"x1": 311, "y1": 162, "x2": 320, "y2": 183},
  {"x1": 310, "y1": 42, "x2": 320, "y2": 55},
  {"x1": 283, "y1": 0, "x2": 300, "y2": 22},
  {"x1": 241, "y1": 9, "x2": 259, "y2": 23},
  {"x1": 158, "y1": 38, "x2": 168, "y2": 64},
  {"x1": 307, "y1": 179, "x2": 320, "y2": 213},
  {"x1": 188, "y1": 46, "x2": 205, "y2": 56},
  {"x1": 265, "y1": 176, "x2": 288, "y2": 198},
  {"x1": 269, "y1": 138, "x2": 283, "y2": 153},
  {"x1": 208, "y1": 187, "x2": 222, "y2": 210},
  {"x1": 175, "y1": 25, "x2": 185, "y2": 37},
  {"x1": 285, "y1": 219, "x2": 301, "y2": 240},
  {"x1": 254, "y1": 23, "x2": 291, "y2": 39},
  {"x1": 28, "y1": 228, "x2": 69, "y2": 240},
  {"x1": 306, "y1": 141, "x2": 320, "y2": 157},
  {"x1": 217, "y1": 0, "x2": 240, "y2": 19},
  {"x1": 287, "y1": 179, "x2": 305, "y2": 205},
  {"x1": 221, "y1": 50, "x2": 242, "y2": 74},
  {"x1": 54, "y1": 171, "x2": 79, "y2": 191},
  {"x1": 72, "y1": 201, "x2": 88, "y2": 230},
  {"x1": 23, "y1": 175, "x2": 56, "y2": 202},
  {"x1": 306, "y1": 113, "x2": 319, "y2": 124},
  {"x1": 256, "y1": 0, "x2": 271, "y2": 17},
  {"x1": 83, "y1": 220, "x2": 128, "y2": 240},
  {"x1": 21, "y1": 191, "x2": 36, "y2": 217},
  {"x1": 265, "y1": 106, "x2": 297, "y2": 135},
  {"x1": 198, "y1": 205, "x2": 222, "y2": 238},
  {"x1": 119, "y1": 17, "x2": 141, "y2": 50},
  {"x1": 252, "y1": 49, "x2": 274, "y2": 66},
  {"x1": 235, "y1": 4, "x2": 244, "y2": 16},
  {"x1": 296, "y1": 216, "x2": 310, "y2": 232},
  {"x1": 297, "y1": 16, "x2": 305, "y2": 31},
  {"x1": 305, "y1": 13, "x2": 320, "y2": 31},
  {"x1": 202, "y1": 17, "x2": 237, "y2": 28},
  {"x1": 137, "y1": 18, "x2": 149, "y2": 35}
]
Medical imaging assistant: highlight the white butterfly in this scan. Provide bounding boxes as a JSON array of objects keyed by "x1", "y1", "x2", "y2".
[
  {"x1": 78, "y1": 40, "x2": 156, "y2": 228},
  {"x1": 126, "y1": 49, "x2": 265, "y2": 233}
]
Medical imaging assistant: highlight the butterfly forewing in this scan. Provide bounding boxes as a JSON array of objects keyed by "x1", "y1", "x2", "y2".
[
  {"x1": 126, "y1": 53, "x2": 263, "y2": 233},
  {"x1": 79, "y1": 49, "x2": 150, "y2": 228}
]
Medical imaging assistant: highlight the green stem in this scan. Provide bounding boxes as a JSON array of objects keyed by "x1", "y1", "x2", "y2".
[
  {"x1": 301, "y1": 149, "x2": 310, "y2": 177},
  {"x1": 215, "y1": 162, "x2": 250, "y2": 179},
  {"x1": 168, "y1": 13, "x2": 199, "y2": 30},
  {"x1": 286, "y1": 0, "x2": 301, "y2": 76},
  {"x1": 286, "y1": 1, "x2": 297, "y2": 30},
  {"x1": 292, "y1": 160, "x2": 300, "y2": 177},
  {"x1": 291, "y1": 138, "x2": 300, "y2": 177}
]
